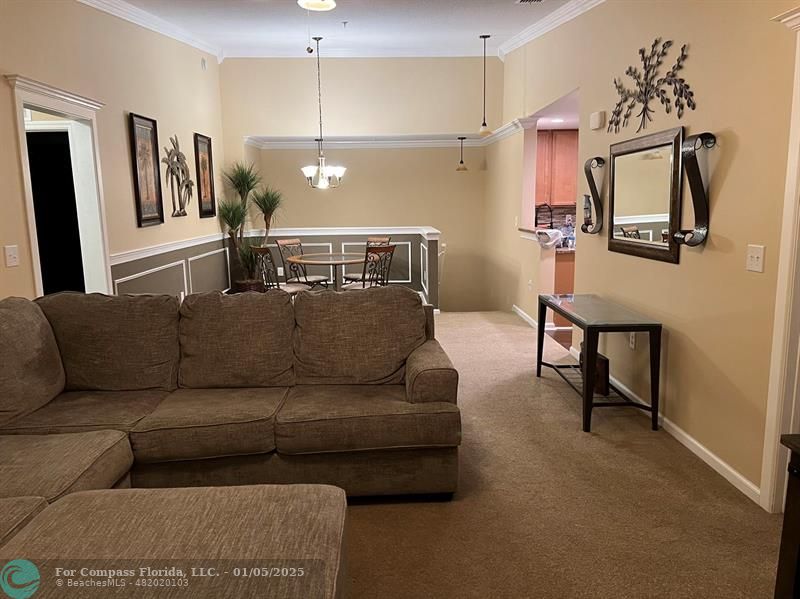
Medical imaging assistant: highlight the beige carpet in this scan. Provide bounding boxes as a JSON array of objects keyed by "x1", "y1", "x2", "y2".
[{"x1": 346, "y1": 311, "x2": 782, "y2": 598}]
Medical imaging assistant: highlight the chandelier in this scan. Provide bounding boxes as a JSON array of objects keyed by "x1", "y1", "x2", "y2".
[{"x1": 301, "y1": 36, "x2": 346, "y2": 189}]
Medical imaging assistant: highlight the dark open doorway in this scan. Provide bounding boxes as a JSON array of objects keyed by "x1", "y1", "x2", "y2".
[{"x1": 26, "y1": 131, "x2": 85, "y2": 294}]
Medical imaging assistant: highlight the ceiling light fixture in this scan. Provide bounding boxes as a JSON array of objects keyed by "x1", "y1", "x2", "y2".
[
  {"x1": 478, "y1": 34, "x2": 492, "y2": 137},
  {"x1": 297, "y1": 0, "x2": 336, "y2": 11},
  {"x1": 456, "y1": 137, "x2": 468, "y2": 172},
  {"x1": 301, "y1": 37, "x2": 346, "y2": 189}
]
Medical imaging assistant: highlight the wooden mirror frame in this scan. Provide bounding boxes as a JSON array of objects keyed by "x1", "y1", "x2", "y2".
[{"x1": 608, "y1": 126, "x2": 683, "y2": 264}]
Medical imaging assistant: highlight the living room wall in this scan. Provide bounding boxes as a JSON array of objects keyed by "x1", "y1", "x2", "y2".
[
  {"x1": 483, "y1": 0, "x2": 797, "y2": 489},
  {"x1": 257, "y1": 145, "x2": 487, "y2": 311},
  {"x1": 0, "y1": 0, "x2": 225, "y2": 298}
]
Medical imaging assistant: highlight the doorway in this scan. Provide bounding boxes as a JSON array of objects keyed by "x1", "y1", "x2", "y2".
[
  {"x1": 25, "y1": 127, "x2": 85, "y2": 293},
  {"x1": 8, "y1": 74, "x2": 111, "y2": 297},
  {"x1": 524, "y1": 90, "x2": 580, "y2": 349}
]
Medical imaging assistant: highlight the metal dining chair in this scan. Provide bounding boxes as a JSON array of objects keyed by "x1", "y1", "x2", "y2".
[
  {"x1": 343, "y1": 236, "x2": 391, "y2": 283},
  {"x1": 620, "y1": 226, "x2": 642, "y2": 239},
  {"x1": 252, "y1": 246, "x2": 309, "y2": 296},
  {"x1": 342, "y1": 245, "x2": 395, "y2": 290},
  {"x1": 275, "y1": 238, "x2": 329, "y2": 289}
]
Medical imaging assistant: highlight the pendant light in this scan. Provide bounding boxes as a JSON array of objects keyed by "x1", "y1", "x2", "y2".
[
  {"x1": 301, "y1": 37, "x2": 346, "y2": 189},
  {"x1": 478, "y1": 34, "x2": 492, "y2": 137},
  {"x1": 456, "y1": 137, "x2": 468, "y2": 172},
  {"x1": 297, "y1": 0, "x2": 336, "y2": 11}
]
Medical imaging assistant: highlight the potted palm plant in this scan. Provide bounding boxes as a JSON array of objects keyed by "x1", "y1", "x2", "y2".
[
  {"x1": 219, "y1": 162, "x2": 263, "y2": 292},
  {"x1": 251, "y1": 185, "x2": 283, "y2": 244}
]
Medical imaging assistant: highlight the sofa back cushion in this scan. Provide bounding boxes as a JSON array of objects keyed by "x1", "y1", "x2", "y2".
[
  {"x1": 36, "y1": 292, "x2": 179, "y2": 391},
  {"x1": 293, "y1": 286, "x2": 427, "y2": 384},
  {"x1": 179, "y1": 291, "x2": 295, "y2": 388},
  {"x1": 0, "y1": 298, "x2": 65, "y2": 426}
]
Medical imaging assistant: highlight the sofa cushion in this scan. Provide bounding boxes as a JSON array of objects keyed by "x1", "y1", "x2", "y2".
[
  {"x1": 0, "y1": 298, "x2": 65, "y2": 427},
  {"x1": 275, "y1": 385, "x2": 461, "y2": 455},
  {"x1": 0, "y1": 389, "x2": 167, "y2": 435},
  {"x1": 0, "y1": 431, "x2": 133, "y2": 502},
  {"x1": 179, "y1": 291, "x2": 295, "y2": 388},
  {"x1": 130, "y1": 387, "x2": 288, "y2": 463},
  {"x1": 0, "y1": 485, "x2": 347, "y2": 599},
  {"x1": 293, "y1": 286, "x2": 427, "y2": 384},
  {"x1": 0, "y1": 497, "x2": 47, "y2": 548},
  {"x1": 36, "y1": 292, "x2": 179, "y2": 391}
]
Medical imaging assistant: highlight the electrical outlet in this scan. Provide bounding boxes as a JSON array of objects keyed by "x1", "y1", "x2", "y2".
[
  {"x1": 746, "y1": 244, "x2": 765, "y2": 273},
  {"x1": 527, "y1": 279, "x2": 533, "y2": 291},
  {"x1": 4, "y1": 245, "x2": 19, "y2": 267},
  {"x1": 629, "y1": 333, "x2": 636, "y2": 350}
]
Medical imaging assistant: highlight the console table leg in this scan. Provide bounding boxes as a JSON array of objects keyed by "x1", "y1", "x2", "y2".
[
  {"x1": 582, "y1": 329, "x2": 599, "y2": 432},
  {"x1": 536, "y1": 301, "x2": 546, "y2": 377},
  {"x1": 649, "y1": 327, "x2": 662, "y2": 431}
]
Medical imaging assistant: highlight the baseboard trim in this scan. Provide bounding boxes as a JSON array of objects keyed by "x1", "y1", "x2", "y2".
[
  {"x1": 566, "y1": 346, "x2": 761, "y2": 505},
  {"x1": 511, "y1": 303, "x2": 570, "y2": 332}
]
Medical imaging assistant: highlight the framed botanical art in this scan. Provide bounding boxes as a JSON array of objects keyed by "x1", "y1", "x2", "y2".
[
  {"x1": 193, "y1": 133, "x2": 216, "y2": 218},
  {"x1": 128, "y1": 113, "x2": 164, "y2": 227}
]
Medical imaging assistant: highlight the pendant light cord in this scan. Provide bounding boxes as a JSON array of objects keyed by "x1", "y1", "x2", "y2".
[
  {"x1": 482, "y1": 36, "x2": 487, "y2": 126},
  {"x1": 315, "y1": 37, "x2": 324, "y2": 154}
]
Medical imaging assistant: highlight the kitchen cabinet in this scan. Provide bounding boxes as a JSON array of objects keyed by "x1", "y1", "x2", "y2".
[
  {"x1": 535, "y1": 129, "x2": 578, "y2": 206},
  {"x1": 553, "y1": 251, "x2": 575, "y2": 327}
]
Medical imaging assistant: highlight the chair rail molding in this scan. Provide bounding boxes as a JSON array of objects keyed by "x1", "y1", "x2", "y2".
[{"x1": 762, "y1": 6, "x2": 800, "y2": 513}]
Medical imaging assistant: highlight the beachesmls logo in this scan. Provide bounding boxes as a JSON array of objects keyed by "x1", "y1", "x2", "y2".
[{"x1": 0, "y1": 560, "x2": 40, "y2": 599}]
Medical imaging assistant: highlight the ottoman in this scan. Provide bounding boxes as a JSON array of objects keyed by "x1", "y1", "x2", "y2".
[{"x1": 0, "y1": 484, "x2": 347, "y2": 598}]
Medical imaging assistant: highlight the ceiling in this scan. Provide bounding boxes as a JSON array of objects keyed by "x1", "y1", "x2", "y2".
[{"x1": 114, "y1": 0, "x2": 576, "y2": 59}]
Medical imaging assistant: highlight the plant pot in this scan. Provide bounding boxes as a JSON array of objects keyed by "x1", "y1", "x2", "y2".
[{"x1": 231, "y1": 280, "x2": 266, "y2": 293}]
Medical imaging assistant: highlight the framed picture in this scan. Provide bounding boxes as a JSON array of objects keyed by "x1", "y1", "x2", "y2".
[
  {"x1": 194, "y1": 133, "x2": 216, "y2": 218},
  {"x1": 128, "y1": 113, "x2": 164, "y2": 227}
]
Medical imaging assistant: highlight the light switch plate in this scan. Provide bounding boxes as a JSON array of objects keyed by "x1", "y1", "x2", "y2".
[
  {"x1": 746, "y1": 244, "x2": 765, "y2": 273},
  {"x1": 3, "y1": 245, "x2": 19, "y2": 267},
  {"x1": 277, "y1": 266, "x2": 284, "y2": 277}
]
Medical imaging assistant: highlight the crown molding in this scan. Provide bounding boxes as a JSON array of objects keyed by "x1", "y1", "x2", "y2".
[
  {"x1": 222, "y1": 47, "x2": 492, "y2": 60},
  {"x1": 498, "y1": 0, "x2": 606, "y2": 60},
  {"x1": 246, "y1": 119, "x2": 536, "y2": 151},
  {"x1": 5, "y1": 75, "x2": 104, "y2": 111},
  {"x1": 245, "y1": 134, "x2": 485, "y2": 151},
  {"x1": 774, "y1": 8, "x2": 800, "y2": 31},
  {"x1": 76, "y1": 0, "x2": 223, "y2": 61}
]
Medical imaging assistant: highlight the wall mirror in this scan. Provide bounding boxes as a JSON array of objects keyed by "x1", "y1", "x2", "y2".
[{"x1": 608, "y1": 126, "x2": 683, "y2": 263}]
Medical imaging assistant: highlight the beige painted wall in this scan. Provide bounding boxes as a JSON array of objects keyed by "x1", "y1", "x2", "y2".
[
  {"x1": 484, "y1": 0, "x2": 797, "y2": 485},
  {"x1": 257, "y1": 146, "x2": 487, "y2": 311},
  {"x1": 219, "y1": 56, "x2": 503, "y2": 163},
  {"x1": 0, "y1": 0, "x2": 225, "y2": 298}
]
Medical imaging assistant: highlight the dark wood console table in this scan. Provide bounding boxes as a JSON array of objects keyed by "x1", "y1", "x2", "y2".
[
  {"x1": 776, "y1": 435, "x2": 800, "y2": 598},
  {"x1": 536, "y1": 294, "x2": 662, "y2": 432}
]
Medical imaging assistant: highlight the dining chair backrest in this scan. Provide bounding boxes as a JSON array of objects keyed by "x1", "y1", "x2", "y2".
[
  {"x1": 620, "y1": 226, "x2": 641, "y2": 239},
  {"x1": 275, "y1": 238, "x2": 309, "y2": 282},
  {"x1": 252, "y1": 246, "x2": 281, "y2": 290},
  {"x1": 360, "y1": 244, "x2": 396, "y2": 288},
  {"x1": 366, "y1": 236, "x2": 391, "y2": 247}
]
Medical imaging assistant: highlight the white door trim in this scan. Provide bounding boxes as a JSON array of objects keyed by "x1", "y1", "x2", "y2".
[
  {"x1": 5, "y1": 75, "x2": 111, "y2": 296},
  {"x1": 761, "y1": 8, "x2": 800, "y2": 513}
]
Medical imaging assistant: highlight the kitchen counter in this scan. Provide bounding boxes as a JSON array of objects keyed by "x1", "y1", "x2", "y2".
[{"x1": 555, "y1": 247, "x2": 576, "y2": 254}]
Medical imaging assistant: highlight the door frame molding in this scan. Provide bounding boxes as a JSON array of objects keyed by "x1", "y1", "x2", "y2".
[
  {"x1": 762, "y1": 8, "x2": 800, "y2": 513},
  {"x1": 5, "y1": 75, "x2": 112, "y2": 296}
]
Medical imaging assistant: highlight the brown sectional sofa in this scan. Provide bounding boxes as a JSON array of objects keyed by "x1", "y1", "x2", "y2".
[{"x1": 0, "y1": 286, "x2": 461, "y2": 498}]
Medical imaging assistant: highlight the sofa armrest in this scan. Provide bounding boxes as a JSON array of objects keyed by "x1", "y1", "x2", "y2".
[{"x1": 405, "y1": 340, "x2": 458, "y2": 404}]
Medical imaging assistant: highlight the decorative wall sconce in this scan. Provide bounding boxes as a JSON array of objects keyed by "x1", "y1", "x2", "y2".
[
  {"x1": 581, "y1": 157, "x2": 605, "y2": 234},
  {"x1": 674, "y1": 132, "x2": 716, "y2": 246}
]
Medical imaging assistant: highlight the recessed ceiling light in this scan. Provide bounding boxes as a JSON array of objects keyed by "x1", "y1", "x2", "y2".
[
  {"x1": 550, "y1": 118, "x2": 565, "y2": 123},
  {"x1": 298, "y1": 0, "x2": 336, "y2": 11}
]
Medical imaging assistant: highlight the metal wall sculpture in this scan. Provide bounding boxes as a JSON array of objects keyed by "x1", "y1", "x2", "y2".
[
  {"x1": 162, "y1": 135, "x2": 194, "y2": 217},
  {"x1": 675, "y1": 132, "x2": 716, "y2": 247},
  {"x1": 608, "y1": 38, "x2": 696, "y2": 134},
  {"x1": 581, "y1": 157, "x2": 605, "y2": 235}
]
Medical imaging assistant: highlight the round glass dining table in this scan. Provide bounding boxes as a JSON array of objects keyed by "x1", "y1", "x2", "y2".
[{"x1": 286, "y1": 252, "x2": 365, "y2": 291}]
